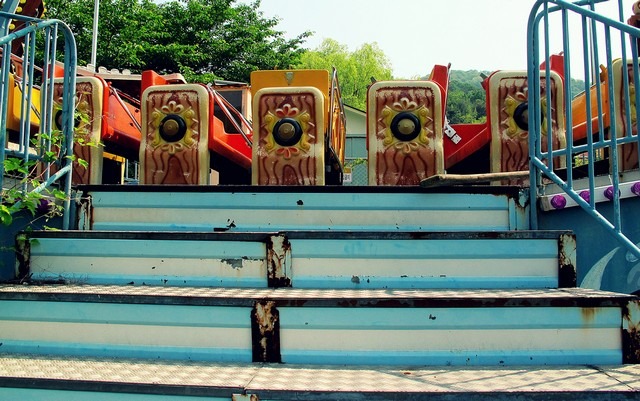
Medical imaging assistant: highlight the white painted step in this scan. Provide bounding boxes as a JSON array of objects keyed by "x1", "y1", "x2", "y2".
[
  {"x1": 77, "y1": 185, "x2": 529, "y2": 232},
  {"x1": 0, "y1": 284, "x2": 635, "y2": 367},
  {"x1": 19, "y1": 230, "x2": 575, "y2": 289}
]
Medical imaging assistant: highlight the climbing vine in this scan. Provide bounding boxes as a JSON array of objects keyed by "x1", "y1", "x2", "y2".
[{"x1": 1, "y1": 112, "x2": 97, "y2": 229}]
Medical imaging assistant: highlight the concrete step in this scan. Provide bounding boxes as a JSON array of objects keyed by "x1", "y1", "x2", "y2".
[
  {"x1": 0, "y1": 284, "x2": 636, "y2": 366},
  {"x1": 19, "y1": 230, "x2": 576, "y2": 289},
  {"x1": 0, "y1": 353, "x2": 638, "y2": 400},
  {"x1": 77, "y1": 185, "x2": 529, "y2": 232}
]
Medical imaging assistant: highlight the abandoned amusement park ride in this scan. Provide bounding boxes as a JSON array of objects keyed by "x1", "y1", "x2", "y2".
[{"x1": 1, "y1": 0, "x2": 640, "y2": 399}]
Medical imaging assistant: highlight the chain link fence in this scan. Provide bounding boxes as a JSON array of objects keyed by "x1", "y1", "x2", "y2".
[{"x1": 343, "y1": 159, "x2": 368, "y2": 186}]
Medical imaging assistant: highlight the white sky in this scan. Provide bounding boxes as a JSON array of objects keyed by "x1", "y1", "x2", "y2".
[{"x1": 252, "y1": 0, "x2": 631, "y2": 78}]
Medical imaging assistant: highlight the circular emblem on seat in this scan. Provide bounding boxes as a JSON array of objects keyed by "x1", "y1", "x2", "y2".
[
  {"x1": 390, "y1": 112, "x2": 421, "y2": 142},
  {"x1": 273, "y1": 118, "x2": 303, "y2": 147},
  {"x1": 159, "y1": 114, "x2": 187, "y2": 143}
]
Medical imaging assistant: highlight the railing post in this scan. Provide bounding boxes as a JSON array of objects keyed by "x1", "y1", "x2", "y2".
[
  {"x1": 527, "y1": 0, "x2": 640, "y2": 260},
  {"x1": 1, "y1": 16, "x2": 77, "y2": 229}
]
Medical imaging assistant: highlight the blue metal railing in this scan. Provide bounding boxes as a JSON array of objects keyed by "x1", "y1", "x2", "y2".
[
  {"x1": 528, "y1": 0, "x2": 640, "y2": 259},
  {"x1": 0, "y1": 10, "x2": 77, "y2": 229},
  {"x1": 0, "y1": 0, "x2": 21, "y2": 15}
]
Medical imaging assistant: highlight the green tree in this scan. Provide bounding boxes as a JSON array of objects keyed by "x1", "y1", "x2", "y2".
[
  {"x1": 418, "y1": 69, "x2": 488, "y2": 124},
  {"x1": 570, "y1": 77, "x2": 587, "y2": 99},
  {"x1": 445, "y1": 77, "x2": 487, "y2": 124},
  {"x1": 44, "y1": 0, "x2": 310, "y2": 82},
  {"x1": 297, "y1": 38, "x2": 393, "y2": 110}
]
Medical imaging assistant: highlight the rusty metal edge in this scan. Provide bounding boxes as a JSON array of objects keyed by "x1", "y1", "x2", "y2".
[
  {"x1": 14, "y1": 233, "x2": 30, "y2": 282},
  {"x1": 266, "y1": 234, "x2": 292, "y2": 288},
  {"x1": 21, "y1": 230, "x2": 574, "y2": 241},
  {"x1": 622, "y1": 300, "x2": 640, "y2": 364},
  {"x1": 252, "y1": 301, "x2": 281, "y2": 363},
  {"x1": 558, "y1": 233, "x2": 577, "y2": 288}
]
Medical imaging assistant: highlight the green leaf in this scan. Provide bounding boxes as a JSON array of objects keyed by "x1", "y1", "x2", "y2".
[
  {"x1": 44, "y1": 0, "x2": 308, "y2": 83},
  {"x1": 43, "y1": 151, "x2": 58, "y2": 163},
  {"x1": 52, "y1": 189, "x2": 67, "y2": 201},
  {"x1": 0, "y1": 205, "x2": 12, "y2": 226},
  {"x1": 4, "y1": 158, "x2": 22, "y2": 172}
]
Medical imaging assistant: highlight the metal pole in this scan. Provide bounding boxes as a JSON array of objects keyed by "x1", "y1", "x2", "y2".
[{"x1": 90, "y1": 0, "x2": 99, "y2": 70}]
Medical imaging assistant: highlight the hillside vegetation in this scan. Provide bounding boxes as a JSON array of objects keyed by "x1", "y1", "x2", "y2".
[{"x1": 444, "y1": 70, "x2": 585, "y2": 124}]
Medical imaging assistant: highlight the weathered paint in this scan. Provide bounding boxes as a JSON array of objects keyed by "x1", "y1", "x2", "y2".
[
  {"x1": 232, "y1": 394, "x2": 259, "y2": 401},
  {"x1": 14, "y1": 234, "x2": 29, "y2": 282},
  {"x1": 84, "y1": 189, "x2": 520, "y2": 232},
  {"x1": 75, "y1": 191, "x2": 92, "y2": 231},
  {"x1": 0, "y1": 300, "x2": 253, "y2": 361},
  {"x1": 266, "y1": 234, "x2": 291, "y2": 288},
  {"x1": 0, "y1": 284, "x2": 630, "y2": 366},
  {"x1": 288, "y1": 235, "x2": 562, "y2": 289},
  {"x1": 558, "y1": 233, "x2": 577, "y2": 288},
  {"x1": 278, "y1": 306, "x2": 622, "y2": 365},
  {"x1": 508, "y1": 189, "x2": 530, "y2": 230},
  {"x1": 23, "y1": 230, "x2": 570, "y2": 289},
  {"x1": 26, "y1": 235, "x2": 268, "y2": 287},
  {"x1": 622, "y1": 300, "x2": 640, "y2": 363},
  {"x1": 252, "y1": 301, "x2": 281, "y2": 363}
]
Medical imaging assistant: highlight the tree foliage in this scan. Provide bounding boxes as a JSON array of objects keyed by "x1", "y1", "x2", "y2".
[
  {"x1": 428, "y1": 70, "x2": 488, "y2": 124},
  {"x1": 297, "y1": 39, "x2": 393, "y2": 110},
  {"x1": 569, "y1": 77, "x2": 587, "y2": 99},
  {"x1": 44, "y1": 0, "x2": 311, "y2": 82},
  {"x1": 447, "y1": 75, "x2": 487, "y2": 124},
  {"x1": 442, "y1": 70, "x2": 586, "y2": 124},
  {"x1": 298, "y1": 40, "x2": 485, "y2": 122}
]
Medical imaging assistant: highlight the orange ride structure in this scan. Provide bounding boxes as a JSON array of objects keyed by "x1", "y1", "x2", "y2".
[
  {"x1": 2, "y1": 1, "x2": 640, "y2": 400},
  {"x1": 3, "y1": 0, "x2": 632, "y2": 190},
  {"x1": 1, "y1": 24, "x2": 636, "y2": 191}
]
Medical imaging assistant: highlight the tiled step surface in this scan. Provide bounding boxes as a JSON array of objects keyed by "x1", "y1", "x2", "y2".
[
  {"x1": 0, "y1": 284, "x2": 635, "y2": 366},
  {"x1": 0, "y1": 353, "x2": 638, "y2": 401},
  {"x1": 78, "y1": 185, "x2": 529, "y2": 232},
  {"x1": 20, "y1": 230, "x2": 575, "y2": 289},
  {"x1": 3, "y1": 184, "x2": 636, "y2": 400}
]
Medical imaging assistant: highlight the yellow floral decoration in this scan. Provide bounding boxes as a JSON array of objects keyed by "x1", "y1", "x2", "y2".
[
  {"x1": 379, "y1": 97, "x2": 431, "y2": 154},
  {"x1": 150, "y1": 100, "x2": 197, "y2": 155},
  {"x1": 262, "y1": 103, "x2": 313, "y2": 160}
]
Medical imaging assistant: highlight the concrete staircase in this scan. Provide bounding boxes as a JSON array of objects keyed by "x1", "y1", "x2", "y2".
[{"x1": 0, "y1": 185, "x2": 638, "y2": 400}]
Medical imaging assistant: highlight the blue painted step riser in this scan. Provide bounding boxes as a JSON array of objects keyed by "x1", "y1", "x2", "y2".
[
  {"x1": 0, "y1": 388, "x2": 227, "y2": 401},
  {"x1": 25, "y1": 235, "x2": 570, "y2": 289},
  {"x1": 83, "y1": 190, "x2": 528, "y2": 232},
  {"x1": 0, "y1": 299, "x2": 624, "y2": 366}
]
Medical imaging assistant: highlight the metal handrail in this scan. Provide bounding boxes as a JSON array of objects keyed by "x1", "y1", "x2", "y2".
[
  {"x1": 0, "y1": 12, "x2": 77, "y2": 229},
  {"x1": 328, "y1": 66, "x2": 347, "y2": 169},
  {"x1": 0, "y1": 0, "x2": 22, "y2": 15},
  {"x1": 528, "y1": 0, "x2": 640, "y2": 259},
  {"x1": 109, "y1": 86, "x2": 142, "y2": 132}
]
